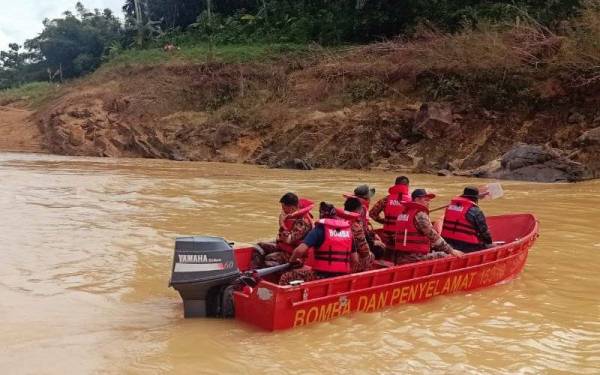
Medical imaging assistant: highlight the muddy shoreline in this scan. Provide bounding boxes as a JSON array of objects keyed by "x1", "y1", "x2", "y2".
[{"x1": 3, "y1": 59, "x2": 599, "y2": 182}]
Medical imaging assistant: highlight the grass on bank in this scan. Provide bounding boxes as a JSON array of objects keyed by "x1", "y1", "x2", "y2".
[
  {"x1": 0, "y1": 82, "x2": 61, "y2": 108},
  {"x1": 102, "y1": 43, "x2": 315, "y2": 70}
]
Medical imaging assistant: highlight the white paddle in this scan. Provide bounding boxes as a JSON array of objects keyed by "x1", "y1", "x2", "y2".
[{"x1": 430, "y1": 183, "x2": 504, "y2": 212}]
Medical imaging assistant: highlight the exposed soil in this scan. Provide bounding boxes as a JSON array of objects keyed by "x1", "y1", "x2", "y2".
[
  {"x1": 9, "y1": 46, "x2": 599, "y2": 182},
  {"x1": 0, "y1": 105, "x2": 45, "y2": 153}
]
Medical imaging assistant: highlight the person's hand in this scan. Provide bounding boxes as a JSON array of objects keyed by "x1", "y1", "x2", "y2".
[
  {"x1": 289, "y1": 258, "x2": 304, "y2": 269},
  {"x1": 450, "y1": 249, "x2": 465, "y2": 257},
  {"x1": 373, "y1": 238, "x2": 386, "y2": 248}
]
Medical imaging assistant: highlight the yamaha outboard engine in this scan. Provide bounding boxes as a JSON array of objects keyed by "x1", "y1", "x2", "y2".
[{"x1": 169, "y1": 236, "x2": 241, "y2": 318}]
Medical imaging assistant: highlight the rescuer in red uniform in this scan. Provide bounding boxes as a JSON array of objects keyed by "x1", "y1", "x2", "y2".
[
  {"x1": 369, "y1": 175, "x2": 411, "y2": 248},
  {"x1": 384, "y1": 188, "x2": 464, "y2": 265},
  {"x1": 255, "y1": 192, "x2": 314, "y2": 267},
  {"x1": 441, "y1": 186, "x2": 493, "y2": 252},
  {"x1": 278, "y1": 199, "x2": 375, "y2": 285},
  {"x1": 347, "y1": 184, "x2": 386, "y2": 257}
]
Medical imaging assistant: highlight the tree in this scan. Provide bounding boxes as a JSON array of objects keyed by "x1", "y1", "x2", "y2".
[
  {"x1": 0, "y1": 43, "x2": 46, "y2": 89},
  {"x1": 25, "y1": 2, "x2": 123, "y2": 78}
]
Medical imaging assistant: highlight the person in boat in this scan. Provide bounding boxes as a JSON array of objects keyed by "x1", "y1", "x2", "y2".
[
  {"x1": 278, "y1": 200, "x2": 374, "y2": 285},
  {"x1": 255, "y1": 192, "x2": 314, "y2": 267},
  {"x1": 346, "y1": 184, "x2": 386, "y2": 258},
  {"x1": 341, "y1": 198, "x2": 376, "y2": 273},
  {"x1": 384, "y1": 188, "x2": 464, "y2": 265},
  {"x1": 369, "y1": 175, "x2": 411, "y2": 248},
  {"x1": 441, "y1": 186, "x2": 493, "y2": 253}
]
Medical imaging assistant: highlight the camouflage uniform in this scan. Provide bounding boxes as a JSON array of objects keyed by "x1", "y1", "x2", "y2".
[
  {"x1": 278, "y1": 266, "x2": 319, "y2": 285},
  {"x1": 350, "y1": 220, "x2": 374, "y2": 272},
  {"x1": 368, "y1": 196, "x2": 388, "y2": 225},
  {"x1": 387, "y1": 211, "x2": 453, "y2": 264},
  {"x1": 255, "y1": 214, "x2": 312, "y2": 268}
]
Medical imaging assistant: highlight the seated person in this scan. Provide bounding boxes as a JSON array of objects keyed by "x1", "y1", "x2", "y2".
[
  {"x1": 369, "y1": 175, "x2": 411, "y2": 248},
  {"x1": 340, "y1": 198, "x2": 376, "y2": 273},
  {"x1": 278, "y1": 200, "x2": 375, "y2": 285},
  {"x1": 345, "y1": 184, "x2": 385, "y2": 258},
  {"x1": 384, "y1": 188, "x2": 464, "y2": 265},
  {"x1": 441, "y1": 186, "x2": 493, "y2": 252},
  {"x1": 255, "y1": 192, "x2": 313, "y2": 267}
]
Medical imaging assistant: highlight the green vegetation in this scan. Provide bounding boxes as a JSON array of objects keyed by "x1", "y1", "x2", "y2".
[
  {"x1": 0, "y1": 82, "x2": 60, "y2": 107},
  {"x1": 0, "y1": 0, "x2": 598, "y2": 101},
  {"x1": 102, "y1": 43, "x2": 310, "y2": 69}
]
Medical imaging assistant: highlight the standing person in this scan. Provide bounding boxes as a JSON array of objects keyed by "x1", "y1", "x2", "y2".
[
  {"x1": 385, "y1": 189, "x2": 464, "y2": 265},
  {"x1": 369, "y1": 176, "x2": 411, "y2": 248},
  {"x1": 255, "y1": 192, "x2": 313, "y2": 267},
  {"x1": 441, "y1": 186, "x2": 493, "y2": 252}
]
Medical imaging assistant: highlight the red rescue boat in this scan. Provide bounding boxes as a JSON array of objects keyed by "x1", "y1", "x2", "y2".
[{"x1": 170, "y1": 214, "x2": 539, "y2": 331}]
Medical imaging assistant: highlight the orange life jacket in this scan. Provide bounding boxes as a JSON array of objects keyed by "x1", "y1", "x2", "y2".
[
  {"x1": 441, "y1": 197, "x2": 480, "y2": 245},
  {"x1": 334, "y1": 208, "x2": 360, "y2": 223},
  {"x1": 312, "y1": 219, "x2": 353, "y2": 274},
  {"x1": 277, "y1": 199, "x2": 314, "y2": 254},
  {"x1": 382, "y1": 184, "x2": 411, "y2": 236},
  {"x1": 393, "y1": 202, "x2": 431, "y2": 254}
]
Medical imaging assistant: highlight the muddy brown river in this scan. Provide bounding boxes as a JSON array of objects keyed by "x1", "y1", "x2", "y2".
[{"x1": 0, "y1": 152, "x2": 598, "y2": 374}]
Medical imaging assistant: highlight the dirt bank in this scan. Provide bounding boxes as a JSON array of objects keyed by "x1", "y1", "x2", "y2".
[
  {"x1": 0, "y1": 105, "x2": 45, "y2": 153},
  {"x1": 28, "y1": 38, "x2": 600, "y2": 182}
]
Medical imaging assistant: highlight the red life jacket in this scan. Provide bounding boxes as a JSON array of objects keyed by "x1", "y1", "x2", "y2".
[
  {"x1": 277, "y1": 199, "x2": 315, "y2": 254},
  {"x1": 441, "y1": 197, "x2": 480, "y2": 245},
  {"x1": 382, "y1": 184, "x2": 411, "y2": 235},
  {"x1": 312, "y1": 219, "x2": 353, "y2": 274},
  {"x1": 334, "y1": 208, "x2": 360, "y2": 223},
  {"x1": 393, "y1": 202, "x2": 430, "y2": 254}
]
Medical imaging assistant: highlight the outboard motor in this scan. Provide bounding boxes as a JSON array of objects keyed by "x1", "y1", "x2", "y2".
[{"x1": 169, "y1": 236, "x2": 241, "y2": 318}]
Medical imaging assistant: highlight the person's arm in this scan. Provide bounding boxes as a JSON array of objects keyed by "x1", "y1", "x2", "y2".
[
  {"x1": 414, "y1": 211, "x2": 464, "y2": 256},
  {"x1": 287, "y1": 217, "x2": 312, "y2": 244},
  {"x1": 369, "y1": 197, "x2": 387, "y2": 225},
  {"x1": 290, "y1": 243, "x2": 309, "y2": 263},
  {"x1": 278, "y1": 211, "x2": 286, "y2": 229},
  {"x1": 466, "y1": 207, "x2": 493, "y2": 245},
  {"x1": 351, "y1": 222, "x2": 371, "y2": 258},
  {"x1": 290, "y1": 225, "x2": 324, "y2": 263}
]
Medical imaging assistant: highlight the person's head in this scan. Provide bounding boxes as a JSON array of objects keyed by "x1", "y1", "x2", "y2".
[
  {"x1": 353, "y1": 184, "x2": 376, "y2": 201},
  {"x1": 395, "y1": 176, "x2": 409, "y2": 186},
  {"x1": 319, "y1": 201, "x2": 337, "y2": 219},
  {"x1": 344, "y1": 197, "x2": 362, "y2": 213},
  {"x1": 279, "y1": 192, "x2": 299, "y2": 214},
  {"x1": 411, "y1": 188, "x2": 436, "y2": 208},
  {"x1": 461, "y1": 186, "x2": 482, "y2": 203}
]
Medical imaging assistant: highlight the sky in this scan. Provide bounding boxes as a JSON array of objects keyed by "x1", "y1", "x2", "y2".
[{"x1": 0, "y1": 0, "x2": 125, "y2": 50}]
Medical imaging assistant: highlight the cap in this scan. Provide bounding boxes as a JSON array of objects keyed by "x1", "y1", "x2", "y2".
[
  {"x1": 353, "y1": 184, "x2": 376, "y2": 199},
  {"x1": 461, "y1": 186, "x2": 485, "y2": 199},
  {"x1": 411, "y1": 188, "x2": 436, "y2": 200}
]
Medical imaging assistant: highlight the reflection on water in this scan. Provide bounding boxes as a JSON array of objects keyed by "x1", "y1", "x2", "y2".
[{"x1": 1, "y1": 152, "x2": 599, "y2": 374}]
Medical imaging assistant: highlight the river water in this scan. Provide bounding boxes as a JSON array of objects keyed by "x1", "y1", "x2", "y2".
[{"x1": 0, "y1": 152, "x2": 598, "y2": 374}]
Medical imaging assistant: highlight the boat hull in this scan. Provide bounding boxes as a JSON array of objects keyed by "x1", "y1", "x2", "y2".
[{"x1": 233, "y1": 213, "x2": 539, "y2": 330}]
